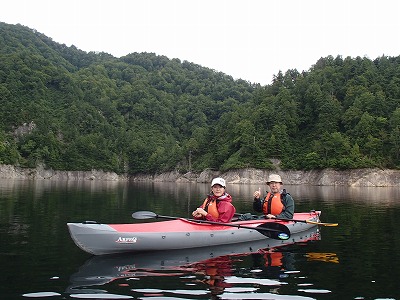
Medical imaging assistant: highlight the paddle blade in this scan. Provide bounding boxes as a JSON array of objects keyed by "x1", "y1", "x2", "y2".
[
  {"x1": 305, "y1": 220, "x2": 339, "y2": 227},
  {"x1": 132, "y1": 211, "x2": 157, "y2": 219},
  {"x1": 256, "y1": 223, "x2": 291, "y2": 240},
  {"x1": 322, "y1": 223, "x2": 339, "y2": 227}
]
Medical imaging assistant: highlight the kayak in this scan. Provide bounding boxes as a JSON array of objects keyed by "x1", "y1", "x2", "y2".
[
  {"x1": 67, "y1": 226, "x2": 320, "y2": 292},
  {"x1": 67, "y1": 211, "x2": 321, "y2": 255}
]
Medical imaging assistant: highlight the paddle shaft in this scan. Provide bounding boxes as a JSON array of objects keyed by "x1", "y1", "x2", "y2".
[
  {"x1": 275, "y1": 217, "x2": 338, "y2": 227},
  {"x1": 234, "y1": 213, "x2": 338, "y2": 227},
  {"x1": 155, "y1": 213, "x2": 285, "y2": 233},
  {"x1": 131, "y1": 211, "x2": 291, "y2": 239}
]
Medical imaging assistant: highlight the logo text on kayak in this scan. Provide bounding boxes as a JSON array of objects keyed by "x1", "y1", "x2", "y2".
[{"x1": 116, "y1": 237, "x2": 137, "y2": 244}]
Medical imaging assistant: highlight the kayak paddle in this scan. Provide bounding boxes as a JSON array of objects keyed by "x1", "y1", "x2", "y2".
[
  {"x1": 274, "y1": 217, "x2": 338, "y2": 227},
  {"x1": 234, "y1": 213, "x2": 338, "y2": 227},
  {"x1": 132, "y1": 211, "x2": 291, "y2": 240}
]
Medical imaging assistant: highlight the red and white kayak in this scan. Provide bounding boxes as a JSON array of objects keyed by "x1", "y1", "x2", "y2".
[
  {"x1": 67, "y1": 211, "x2": 321, "y2": 255},
  {"x1": 67, "y1": 226, "x2": 321, "y2": 292}
]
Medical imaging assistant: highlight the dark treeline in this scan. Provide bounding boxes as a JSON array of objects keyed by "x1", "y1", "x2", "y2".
[{"x1": 0, "y1": 22, "x2": 399, "y2": 174}]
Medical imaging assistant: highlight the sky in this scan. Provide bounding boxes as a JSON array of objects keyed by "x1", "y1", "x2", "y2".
[{"x1": 1, "y1": 0, "x2": 400, "y2": 85}]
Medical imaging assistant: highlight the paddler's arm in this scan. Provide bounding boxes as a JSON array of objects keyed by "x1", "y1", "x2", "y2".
[{"x1": 253, "y1": 193, "x2": 263, "y2": 213}]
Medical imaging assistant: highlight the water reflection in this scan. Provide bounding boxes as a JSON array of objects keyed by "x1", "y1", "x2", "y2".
[
  {"x1": 2, "y1": 179, "x2": 399, "y2": 205},
  {"x1": 67, "y1": 227, "x2": 321, "y2": 299},
  {"x1": 287, "y1": 185, "x2": 400, "y2": 204},
  {"x1": 0, "y1": 178, "x2": 126, "y2": 196},
  {"x1": 2, "y1": 179, "x2": 399, "y2": 299}
]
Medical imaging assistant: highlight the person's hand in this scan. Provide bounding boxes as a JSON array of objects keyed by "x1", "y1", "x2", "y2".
[
  {"x1": 192, "y1": 211, "x2": 202, "y2": 218},
  {"x1": 193, "y1": 208, "x2": 207, "y2": 217},
  {"x1": 192, "y1": 209, "x2": 202, "y2": 218},
  {"x1": 253, "y1": 190, "x2": 261, "y2": 199},
  {"x1": 266, "y1": 214, "x2": 276, "y2": 219}
]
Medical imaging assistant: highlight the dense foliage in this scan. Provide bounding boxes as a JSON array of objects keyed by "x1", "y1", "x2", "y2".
[{"x1": 0, "y1": 22, "x2": 399, "y2": 173}]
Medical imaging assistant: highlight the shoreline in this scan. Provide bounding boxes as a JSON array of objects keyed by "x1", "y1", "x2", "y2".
[{"x1": 0, "y1": 164, "x2": 399, "y2": 187}]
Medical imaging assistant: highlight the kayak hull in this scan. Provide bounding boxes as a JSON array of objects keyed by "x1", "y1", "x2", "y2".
[
  {"x1": 67, "y1": 211, "x2": 320, "y2": 255},
  {"x1": 67, "y1": 226, "x2": 321, "y2": 292}
]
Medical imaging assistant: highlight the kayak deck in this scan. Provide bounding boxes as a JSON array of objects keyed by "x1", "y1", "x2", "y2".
[{"x1": 110, "y1": 211, "x2": 320, "y2": 232}]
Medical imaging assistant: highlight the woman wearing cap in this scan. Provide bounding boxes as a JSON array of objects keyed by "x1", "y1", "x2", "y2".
[
  {"x1": 192, "y1": 177, "x2": 236, "y2": 223},
  {"x1": 253, "y1": 174, "x2": 294, "y2": 219}
]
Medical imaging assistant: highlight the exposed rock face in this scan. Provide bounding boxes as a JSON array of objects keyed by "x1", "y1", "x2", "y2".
[
  {"x1": 0, "y1": 165, "x2": 399, "y2": 186},
  {"x1": 0, "y1": 164, "x2": 125, "y2": 181},
  {"x1": 114, "y1": 168, "x2": 400, "y2": 187},
  {"x1": 221, "y1": 168, "x2": 400, "y2": 187}
]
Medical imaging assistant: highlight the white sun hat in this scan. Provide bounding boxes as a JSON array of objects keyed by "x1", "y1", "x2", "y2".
[
  {"x1": 267, "y1": 174, "x2": 283, "y2": 185},
  {"x1": 211, "y1": 177, "x2": 226, "y2": 188}
]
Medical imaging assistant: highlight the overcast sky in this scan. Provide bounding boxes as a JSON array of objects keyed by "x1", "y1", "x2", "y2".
[{"x1": 1, "y1": 0, "x2": 400, "y2": 85}]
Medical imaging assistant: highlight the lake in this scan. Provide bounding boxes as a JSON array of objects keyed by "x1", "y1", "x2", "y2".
[{"x1": 1, "y1": 179, "x2": 399, "y2": 300}]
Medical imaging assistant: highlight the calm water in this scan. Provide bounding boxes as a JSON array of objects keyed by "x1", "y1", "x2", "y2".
[{"x1": 1, "y1": 179, "x2": 400, "y2": 300}]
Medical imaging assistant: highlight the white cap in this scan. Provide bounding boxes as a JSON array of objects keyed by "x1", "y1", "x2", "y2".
[
  {"x1": 267, "y1": 174, "x2": 283, "y2": 185},
  {"x1": 211, "y1": 177, "x2": 226, "y2": 188}
]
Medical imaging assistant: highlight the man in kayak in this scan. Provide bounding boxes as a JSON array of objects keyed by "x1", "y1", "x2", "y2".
[
  {"x1": 192, "y1": 177, "x2": 236, "y2": 223},
  {"x1": 253, "y1": 174, "x2": 294, "y2": 219}
]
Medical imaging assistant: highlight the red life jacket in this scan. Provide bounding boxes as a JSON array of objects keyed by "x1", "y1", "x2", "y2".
[
  {"x1": 201, "y1": 198, "x2": 219, "y2": 219},
  {"x1": 262, "y1": 192, "x2": 284, "y2": 215}
]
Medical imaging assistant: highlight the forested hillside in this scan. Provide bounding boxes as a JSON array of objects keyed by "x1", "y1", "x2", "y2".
[{"x1": 0, "y1": 22, "x2": 399, "y2": 174}]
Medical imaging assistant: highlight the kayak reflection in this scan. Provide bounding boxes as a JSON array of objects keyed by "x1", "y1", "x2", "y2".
[{"x1": 67, "y1": 227, "x2": 320, "y2": 292}]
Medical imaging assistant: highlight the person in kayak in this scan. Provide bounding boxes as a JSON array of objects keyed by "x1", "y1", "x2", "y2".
[
  {"x1": 192, "y1": 177, "x2": 236, "y2": 223},
  {"x1": 253, "y1": 174, "x2": 294, "y2": 219}
]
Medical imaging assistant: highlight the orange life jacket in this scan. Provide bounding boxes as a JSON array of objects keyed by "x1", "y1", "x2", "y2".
[
  {"x1": 201, "y1": 198, "x2": 219, "y2": 219},
  {"x1": 262, "y1": 192, "x2": 284, "y2": 215}
]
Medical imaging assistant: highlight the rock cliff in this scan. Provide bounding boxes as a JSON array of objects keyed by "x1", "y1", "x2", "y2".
[
  {"x1": 0, "y1": 164, "x2": 125, "y2": 181},
  {"x1": 1, "y1": 164, "x2": 397, "y2": 186},
  {"x1": 132, "y1": 168, "x2": 400, "y2": 187}
]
